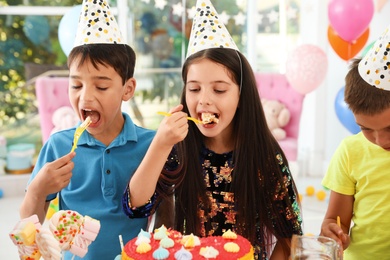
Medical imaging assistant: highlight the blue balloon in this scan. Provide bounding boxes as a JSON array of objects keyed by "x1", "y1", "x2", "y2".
[
  {"x1": 140, "y1": 12, "x2": 157, "y2": 33},
  {"x1": 334, "y1": 86, "x2": 360, "y2": 134},
  {"x1": 58, "y1": 5, "x2": 82, "y2": 56},
  {"x1": 23, "y1": 16, "x2": 50, "y2": 45}
]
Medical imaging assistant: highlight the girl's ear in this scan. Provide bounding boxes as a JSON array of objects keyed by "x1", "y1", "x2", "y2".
[{"x1": 123, "y1": 77, "x2": 136, "y2": 101}]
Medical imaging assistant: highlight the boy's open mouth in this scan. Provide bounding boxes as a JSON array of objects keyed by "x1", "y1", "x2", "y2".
[{"x1": 83, "y1": 109, "x2": 100, "y2": 124}]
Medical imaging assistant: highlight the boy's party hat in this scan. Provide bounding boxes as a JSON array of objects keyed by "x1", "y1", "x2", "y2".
[
  {"x1": 186, "y1": 0, "x2": 239, "y2": 58},
  {"x1": 358, "y1": 25, "x2": 390, "y2": 90},
  {"x1": 74, "y1": 0, "x2": 124, "y2": 47}
]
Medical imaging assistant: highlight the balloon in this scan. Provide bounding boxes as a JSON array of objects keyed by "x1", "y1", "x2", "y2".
[
  {"x1": 285, "y1": 44, "x2": 328, "y2": 95},
  {"x1": 361, "y1": 41, "x2": 375, "y2": 57},
  {"x1": 328, "y1": 26, "x2": 369, "y2": 61},
  {"x1": 335, "y1": 86, "x2": 360, "y2": 134},
  {"x1": 58, "y1": 5, "x2": 82, "y2": 57},
  {"x1": 376, "y1": 0, "x2": 389, "y2": 12},
  {"x1": 23, "y1": 16, "x2": 50, "y2": 45},
  {"x1": 151, "y1": 29, "x2": 173, "y2": 60},
  {"x1": 140, "y1": 12, "x2": 157, "y2": 34},
  {"x1": 328, "y1": 0, "x2": 374, "y2": 42}
]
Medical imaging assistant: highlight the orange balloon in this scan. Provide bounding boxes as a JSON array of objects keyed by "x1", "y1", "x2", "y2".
[{"x1": 327, "y1": 25, "x2": 369, "y2": 61}]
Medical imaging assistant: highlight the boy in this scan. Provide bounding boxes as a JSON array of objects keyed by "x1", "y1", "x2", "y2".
[
  {"x1": 320, "y1": 25, "x2": 390, "y2": 259},
  {"x1": 19, "y1": 0, "x2": 155, "y2": 259}
]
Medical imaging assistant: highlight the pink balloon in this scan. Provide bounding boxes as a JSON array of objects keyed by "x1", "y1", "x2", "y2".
[
  {"x1": 328, "y1": 0, "x2": 374, "y2": 42},
  {"x1": 286, "y1": 44, "x2": 328, "y2": 95}
]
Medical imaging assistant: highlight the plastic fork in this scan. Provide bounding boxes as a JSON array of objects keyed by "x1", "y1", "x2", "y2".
[
  {"x1": 70, "y1": 116, "x2": 92, "y2": 152},
  {"x1": 157, "y1": 111, "x2": 202, "y2": 124}
]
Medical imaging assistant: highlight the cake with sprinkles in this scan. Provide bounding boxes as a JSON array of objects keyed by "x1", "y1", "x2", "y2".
[{"x1": 120, "y1": 225, "x2": 254, "y2": 260}]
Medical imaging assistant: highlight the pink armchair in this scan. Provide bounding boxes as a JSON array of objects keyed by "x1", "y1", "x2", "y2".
[
  {"x1": 255, "y1": 73, "x2": 305, "y2": 162},
  {"x1": 35, "y1": 76, "x2": 72, "y2": 143}
]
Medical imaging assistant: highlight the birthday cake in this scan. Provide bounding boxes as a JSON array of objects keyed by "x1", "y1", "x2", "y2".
[{"x1": 120, "y1": 225, "x2": 254, "y2": 260}]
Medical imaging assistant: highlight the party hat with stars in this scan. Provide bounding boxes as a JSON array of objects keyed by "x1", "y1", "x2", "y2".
[
  {"x1": 186, "y1": 0, "x2": 239, "y2": 58},
  {"x1": 358, "y1": 24, "x2": 390, "y2": 90},
  {"x1": 74, "y1": 0, "x2": 124, "y2": 47}
]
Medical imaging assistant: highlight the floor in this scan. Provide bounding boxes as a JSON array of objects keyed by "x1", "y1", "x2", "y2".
[{"x1": 0, "y1": 174, "x2": 327, "y2": 259}]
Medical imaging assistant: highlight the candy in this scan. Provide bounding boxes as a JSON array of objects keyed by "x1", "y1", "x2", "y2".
[
  {"x1": 35, "y1": 228, "x2": 62, "y2": 260},
  {"x1": 70, "y1": 215, "x2": 101, "y2": 257},
  {"x1": 9, "y1": 215, "x2": 42, "y2": 260},
  {"x1": 49, "y1": 210, "x2": 83, "y2": 250},
  {"x1": 10, "y1": 210, "x2": 101, "y2": 259}
]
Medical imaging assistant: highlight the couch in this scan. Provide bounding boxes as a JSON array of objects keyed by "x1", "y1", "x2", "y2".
[{"x1": 255, "y1": 73, "x2": 305, "y2": 162}]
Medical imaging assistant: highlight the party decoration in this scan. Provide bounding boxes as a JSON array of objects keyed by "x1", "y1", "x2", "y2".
[
  {"x1": 74, "y1": 0, "x2": 124, "y2": 47},
  {"x1": 172, "y1": 2, "x2": 184, "y2": 17},
  {"x1": 360, "y1": 41, "x2": 375, "y2": 57},
  {"x1": 186, "y1": 0, "x2": 239, "y2": 58},
  {"x1": 335, "y1": 86, "x2": 360, "y2": 134},
  {"x1": 58, "y1": 4, "x2": 82, "y2": 56},
  {"x1": 328, "y1": 0, "x2": 374, "y2": 42},
  {"x1": 358, "y1": 24, "x2": 390, "y2": 90},
  {"x1": 140, "y1": 12, "x2": 157, "y2": 33},
  {"x1": 151, "y1": 29, "x2": 173, "y2": 60},
  {"x1": 234, "y1": 12, "x2": 246, "y2": 26},
  {"x1": 327, "y1": 26, "x2": 369, "y2": 61},
  {"x1": 376, "y1": 0, "x2": 389, "y2": 12},
  {"x1": 285, "y1": 44, "x2": 328, "y2": 95},
  {"x1": 23, "y1": 16, "x2": 50, "y2": 46},
  {"x1": 155, "y1": 0, "x2": 168, "y2": 10}
]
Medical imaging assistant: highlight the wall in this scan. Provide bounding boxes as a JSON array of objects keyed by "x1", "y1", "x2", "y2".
[{"x1": 298, "y1": 0, "x2": 390, "y2": 176}]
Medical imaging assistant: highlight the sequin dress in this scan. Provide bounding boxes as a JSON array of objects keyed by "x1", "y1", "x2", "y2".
[{"x1": 198, "y1": 147, "x2": 302, "y2": 259}]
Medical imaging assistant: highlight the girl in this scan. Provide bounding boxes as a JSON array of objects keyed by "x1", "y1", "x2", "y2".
[{"x1": 124, "y1": 47, "x2": 302, "y2": 259}]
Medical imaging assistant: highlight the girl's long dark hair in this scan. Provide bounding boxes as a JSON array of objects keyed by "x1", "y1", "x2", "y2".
[{"x1": 158, "y1": 48, "x2": 299, "y2": 257}]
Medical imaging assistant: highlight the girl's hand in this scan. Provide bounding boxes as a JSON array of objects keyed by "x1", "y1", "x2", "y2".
[
  {"x1": 29, "y1": 152, "x2": 75, "y2": 198},
  {"x1": 155, "y1": 104, "x2": 189, "y2": 148}
]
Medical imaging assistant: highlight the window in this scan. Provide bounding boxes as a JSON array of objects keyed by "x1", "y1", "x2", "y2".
[{"x1": 0, "y1": 0, "x2": 300, "y2": 147}]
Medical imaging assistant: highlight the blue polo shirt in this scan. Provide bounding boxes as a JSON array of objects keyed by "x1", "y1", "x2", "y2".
[{"x1": 28, "y1": 113, "x2": 155, "y2": 260}]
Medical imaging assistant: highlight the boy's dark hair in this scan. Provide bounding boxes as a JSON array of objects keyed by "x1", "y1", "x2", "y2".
[
  {"x1": 67, "y1": 44, "x2": 136, "y2": 84},
  {"x1": 345, "y1": 58, "x2": 390, "y2": 115}
]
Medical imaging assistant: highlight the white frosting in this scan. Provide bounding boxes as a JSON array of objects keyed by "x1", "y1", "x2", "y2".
[
  {"x1": 135, "y1": 235, "x2": 151, "y2": 245},
  {"x1": 35, "y1": 228, "x2": 61, "y2": 260},
  {"x1": 199, "y1": 246, "x2": 219, "y2": 258},
  {"x1": 181, "y1": 234, "x2": 201, "y2": 247}
]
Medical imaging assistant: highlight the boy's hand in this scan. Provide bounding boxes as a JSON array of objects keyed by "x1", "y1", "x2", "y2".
[
  {"x1": 321, "y1": 221, "x2": 350, "y2": 250},
  {"x1": 29, "y1": 152, "x2": 76, "y2": 198},
  {"x1": 155, "y1": 104, "x2": 189, "y2": 148}
]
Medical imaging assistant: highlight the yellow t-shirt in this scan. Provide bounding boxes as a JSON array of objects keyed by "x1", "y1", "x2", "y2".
[{"x1": 322, "y1": 132, "x2": 390, "y2": 259}]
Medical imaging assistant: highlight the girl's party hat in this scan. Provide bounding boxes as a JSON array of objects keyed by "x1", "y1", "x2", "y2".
[
  {"x1": 358, "y1": 24, "x2": 390, "y2": 90},
  {"x1": 186, "y1": 0, "x2": 239, "y2": 58},
  {"x1": 74, "y1": 0, "x2": 124, "y2": 47}
]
